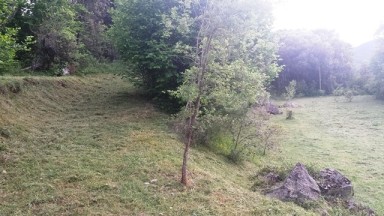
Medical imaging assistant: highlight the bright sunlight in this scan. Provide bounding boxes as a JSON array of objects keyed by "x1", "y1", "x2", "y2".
[{"x1": 273, "y1": 0, "x2": 384, "y2": 46}]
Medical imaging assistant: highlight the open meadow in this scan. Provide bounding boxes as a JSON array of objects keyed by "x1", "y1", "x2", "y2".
[{"x1": 274, "y1": 96, "x2": 384, "y2": 214}]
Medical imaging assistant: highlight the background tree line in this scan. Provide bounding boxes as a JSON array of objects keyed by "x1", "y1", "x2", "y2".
[
  {"x1": 2, "y1": 0, "x2": 384, "y2": 101},
  {"x1": 367, "y1": 28, "x2": 384, "y2": 99},
  {"x1": 272, "y1": 28, "x2": 384, "y2": 100},
  {"x1": 272, "y1": 29, "x2": 354, "y2": 97},
  {"x1": 1, "y1": 0, "x2": 115, "y2": 74}
]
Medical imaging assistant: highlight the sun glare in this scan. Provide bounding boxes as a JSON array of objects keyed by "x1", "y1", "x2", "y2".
[{"x1": 273, "y1": 0, "x2": 384, "y2": 46}]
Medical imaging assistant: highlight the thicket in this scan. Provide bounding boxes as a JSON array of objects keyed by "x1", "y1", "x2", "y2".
[
  {"x1": 1, "y1": 0, "x2": 116, "y2": 75},
  {"x1": 109, "y1": 0, "x2": 197, "y2": 112},
  {"x1": 0, "y1": 1, "x2": 31, "y2": 74}
]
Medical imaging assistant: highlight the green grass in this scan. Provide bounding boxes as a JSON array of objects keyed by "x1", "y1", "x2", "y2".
[
  {"x1": 0, "y1": 74, "x2": 317, "y2": 215},
  {"x1": 273, "y1": 96, "x2": 384, "y2": 214},
  {"x1": 1, "y1": 74, "x2": 381, "y2": 215}
]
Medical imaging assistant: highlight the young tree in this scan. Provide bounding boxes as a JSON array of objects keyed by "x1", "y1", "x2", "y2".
[
  {"x1": 173, "y1": 0, "x2": 280, "y2": 185},
  {"x1": 284, "y1": 80, "x2": 296, "y2": 101}
]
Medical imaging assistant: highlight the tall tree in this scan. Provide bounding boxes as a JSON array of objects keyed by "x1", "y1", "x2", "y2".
[{"x1": 173, "y1": 0, "x2": 280, "y2": 185}]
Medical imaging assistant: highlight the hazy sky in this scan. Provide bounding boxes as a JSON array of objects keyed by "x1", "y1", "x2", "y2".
[{"x1": 273, "y1": 0, "x2": 384, "y2": 46}]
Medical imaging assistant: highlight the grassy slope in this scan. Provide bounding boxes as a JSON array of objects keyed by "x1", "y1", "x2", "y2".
[
  {"x1": 0, "y1": 74, "x2": 313, "y2": 215},
  {"x1": 275, "y1": 96, "x2": 384, "y2": 214}
]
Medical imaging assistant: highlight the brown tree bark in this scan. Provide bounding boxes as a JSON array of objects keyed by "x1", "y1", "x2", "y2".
[
  {"x1": 181, "y1": 100, "x2": 199, "y2": 185},
  {"x1": 180, "y1": 24, "x2": 214, "y2": 185}
]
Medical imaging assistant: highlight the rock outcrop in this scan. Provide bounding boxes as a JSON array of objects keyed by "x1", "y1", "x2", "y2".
[
  {"x1": 318, "y1": 168, "x2": 354, "y2": 199},
  {"x1": 267, "y1": 163, "x2": 321, "y2": 203},
  {"x1": 261, "y1": 164, "x2": 374, "y2": 215}
]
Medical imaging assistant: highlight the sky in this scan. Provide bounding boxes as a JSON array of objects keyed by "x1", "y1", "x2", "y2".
[{"x1": 273, "y1": 0, "x2": 384, "y2": 46}]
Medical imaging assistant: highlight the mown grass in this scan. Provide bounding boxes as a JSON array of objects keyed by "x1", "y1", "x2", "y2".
[
  {"x1": 0, "y1": 74, "x2": 318, "y2": 215},
  {"x1": 273, "y1": 96, "x2": 384, "y2": 214}
]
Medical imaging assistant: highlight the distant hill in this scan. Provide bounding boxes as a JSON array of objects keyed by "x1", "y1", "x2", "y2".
[{"x1": 353, "y1": 40, "x2": 378, "y2": 67}]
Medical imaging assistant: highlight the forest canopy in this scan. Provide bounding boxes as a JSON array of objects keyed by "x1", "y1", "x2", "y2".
[
  {"x1": 272, "y1": 29, "x2": 354, "y2": 96},
  {"x1": 1, "y1": 0, "x2": 384, "y2": 101}
]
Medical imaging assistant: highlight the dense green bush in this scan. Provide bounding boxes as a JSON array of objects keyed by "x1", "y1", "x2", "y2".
[
  {"x1": 109, "y1": 0, "x2": 196, "y2": 112},
  {"x1": 0, "y1": 1, "x2": 34, "y2": 74}
]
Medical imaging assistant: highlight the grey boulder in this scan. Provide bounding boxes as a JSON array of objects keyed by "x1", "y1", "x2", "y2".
[
  {"x1": 267, "y1": 163, "x2": 321, "y2": 203},
  {"x1": 318, "y1": 168, "x2": 354, "y2": 199}
]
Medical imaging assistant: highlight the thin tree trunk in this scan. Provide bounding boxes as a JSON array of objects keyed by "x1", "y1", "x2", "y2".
[
  {"x1": 181, "y1": 97, "x2": 200, "y2": 185},
  {"x1": 180, "y1": 114, "x2": 191, "y2": 185},
  {"x1": 181, "y1": 29, "x2": 213, "y2": 185},
  {"x1": 233, "y1": 118, "x2": 244, "y2": 152},
  {"x1": 181, "y1": 102, "x2": 197, "y2": 185},
  {"x1": 318, "y1": 64, "x2": 322, "y2": 91}
]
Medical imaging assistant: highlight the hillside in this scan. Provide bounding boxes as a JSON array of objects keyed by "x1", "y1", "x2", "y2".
[
  {"x1": 0, "y1": 74, "x2": 316, "y2": 215},
  {"x1": 353, "y1": 40, "x2": 377, "y2": 67}
]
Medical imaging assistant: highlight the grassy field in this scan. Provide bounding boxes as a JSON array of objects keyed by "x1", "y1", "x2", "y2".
[
  {"x1": 1, "y1": 74, "x2": 382, "y2": 215},
  {"x1": 274, "y1": 96, "x2": 384, "y2": 214},
  {"x1": 1, "y1": 74, "x2": 316, "y2": 215}
]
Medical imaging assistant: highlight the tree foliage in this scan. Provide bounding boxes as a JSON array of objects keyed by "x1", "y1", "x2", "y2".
[
  {"x1": 369, "y1": 32, "x2": 384, "y2": 99},
  {"x1": 1, "y1": 0, "x2": 116, "y2": 73},
  {"x1": 169, "y1": 0, "x2": 281, "y2": 185},
  {"x1": 0, "y1": 0, "x2": 27, "y2": 73},
  {"x1": 273, "y1": 30, "x2": 354, "y2": 96},
  {"x1": 29, "y1": 0, "x2": 81, "y2": 70},
  {"x1": 109, "y1": 0, "x2": 196, "y2": 110},
  {"x1": 75, "y1": 0, "x2": 116, "y2": 60}
]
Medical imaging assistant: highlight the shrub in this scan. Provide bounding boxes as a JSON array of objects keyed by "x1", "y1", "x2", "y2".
[
  {"x1": 283, "y1": 80, "x2": 296, "y2": 101},
  {"x1": 203, "y1": 108, "x2": 282, "y2": 163},
  {"x1": 333, "y1": 87, "x2": 356, "y2": 102}
]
